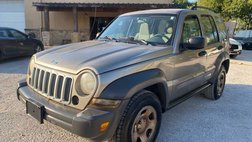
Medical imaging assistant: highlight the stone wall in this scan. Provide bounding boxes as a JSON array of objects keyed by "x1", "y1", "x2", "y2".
[{"x1": 25, "y1": 29, "x2": 90, "y2": 45}]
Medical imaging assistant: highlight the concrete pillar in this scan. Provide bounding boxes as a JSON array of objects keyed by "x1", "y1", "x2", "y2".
[{"x1": 42, "y1": 31, "x2": 51, "y2": 46}]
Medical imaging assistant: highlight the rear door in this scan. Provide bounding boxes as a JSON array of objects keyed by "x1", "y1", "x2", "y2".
[{"x1": 200, "y1": 15, "x2": 224, "y2": 81}]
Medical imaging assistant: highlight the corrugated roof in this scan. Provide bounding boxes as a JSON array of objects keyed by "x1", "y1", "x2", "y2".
[
  {"x1": 33, "y1": 2, "x2": 174, "y2": 9},
  {"x1": 36, "y1": 0, "x2": 172, "y2": 4}
]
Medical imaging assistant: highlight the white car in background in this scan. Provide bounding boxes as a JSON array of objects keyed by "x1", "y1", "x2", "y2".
[{"x1": 229, "y1": 38, "x2": 242, "y2": 58}]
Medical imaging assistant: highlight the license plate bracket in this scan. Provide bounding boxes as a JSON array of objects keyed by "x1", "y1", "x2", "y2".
[{"x1": 26, "y1": 99, "x2": 44, "y2": 124}]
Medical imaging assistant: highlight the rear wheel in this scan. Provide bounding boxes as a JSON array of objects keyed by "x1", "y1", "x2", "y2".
[
  {"x1": 111, "y1": 91, "x2": 162, "y2": 142},
  {"x1": 205, "y1": 66, "x2": 226, "y2": 100}
]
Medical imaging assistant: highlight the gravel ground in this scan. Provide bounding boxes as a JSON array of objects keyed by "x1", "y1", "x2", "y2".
[{"x1": 0, "y1": 51, "x2": 252, "y2": 142}]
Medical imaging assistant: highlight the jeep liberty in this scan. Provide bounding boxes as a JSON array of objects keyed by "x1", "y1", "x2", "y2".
[{"x1": 17, "y1": 7, "x2": 230, "y2": 142}]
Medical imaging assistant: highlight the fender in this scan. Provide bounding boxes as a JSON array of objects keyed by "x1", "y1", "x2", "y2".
[
  {"x1": 98, "y1": 69, "x2": 169, "y2": 109},
  {"x1": 211, "y1": 51, "x2": 230, "y2": 82}
]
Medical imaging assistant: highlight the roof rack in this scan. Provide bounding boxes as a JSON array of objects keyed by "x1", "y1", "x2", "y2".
[{"x1": 191, "y1": 6, "x2": 214, "y2": 12}]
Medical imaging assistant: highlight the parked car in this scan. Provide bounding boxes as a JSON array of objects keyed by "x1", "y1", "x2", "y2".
[
  {"x1": 0, "y1": 27, "x2": 44, "y2": 60},
  {"x1": 233, "y1": 30, "x2": 252, "y2": 50},
  {"x1": 229, "y1": 38, "x2": 242, "y2": 58},
  {"x1": 17, "y1": 7, "x2": 230, "y2": 142}
]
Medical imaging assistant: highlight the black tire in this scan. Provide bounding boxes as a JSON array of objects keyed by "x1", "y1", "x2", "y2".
[
  {"x1": 0, "y1": 51, "x2": 3, "y2": 61},
  {"x1": 111, "y1": 90, "x2": 162, "y2": 142},
  {"x1": 230, "y1": 54, "x2": 238, "y2": 58},
  {"x1": 205, "y1": 66, "x2": 226, "y2": 100}
]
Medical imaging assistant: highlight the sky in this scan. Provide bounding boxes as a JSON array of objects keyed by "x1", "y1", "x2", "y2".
[{"x1": 188, "y1": 0, "x2": 197, "y2": 3}]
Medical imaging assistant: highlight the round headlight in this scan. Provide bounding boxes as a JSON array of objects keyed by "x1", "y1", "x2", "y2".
[{"x1": 80, "y1": 71, "x2": 97, "y2": 95}]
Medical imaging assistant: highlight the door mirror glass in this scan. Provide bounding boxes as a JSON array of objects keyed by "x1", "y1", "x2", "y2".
[
  {"x1": 184, "y1": 36, "x2": 205, "y2": 50},
  {"x1": 96, "y1": 32, "x2": 100, "y2": 38}
]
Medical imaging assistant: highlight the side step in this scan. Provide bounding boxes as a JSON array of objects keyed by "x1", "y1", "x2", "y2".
[{"x1": 168, "y1": 83, "x2": 212, "y2": 110}]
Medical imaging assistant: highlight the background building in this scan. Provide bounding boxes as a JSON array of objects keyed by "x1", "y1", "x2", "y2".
[
  {"x1": 0, "y1": 0, "x2": 25, "y2": 32},
  {"x1": 24, "y1": 0, "x2": 173, "y2": 45}
]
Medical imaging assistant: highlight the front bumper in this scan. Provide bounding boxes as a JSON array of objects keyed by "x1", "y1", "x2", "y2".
[
  {"x1": 17, "y1": 79, "x2": 127, "y2": 141},
  {"x1": 229, "y1": 49, "x2": 242, "y2": 55}
]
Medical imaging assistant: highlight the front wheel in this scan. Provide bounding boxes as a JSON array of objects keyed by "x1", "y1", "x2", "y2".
[
  {"x1": 111, "y1": 91, "x2": 162, "y2": 142},
  {"x1": 205, "y1": 66, "x2": 226, "y2": 100}
]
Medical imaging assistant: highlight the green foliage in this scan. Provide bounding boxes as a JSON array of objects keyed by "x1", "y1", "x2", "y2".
[
  {"x1": 198, "y1": 0, "x2": 252, "y2": 29},
  {"x1": 173, "y1": 0, "x2": 195, "y2": 8}
]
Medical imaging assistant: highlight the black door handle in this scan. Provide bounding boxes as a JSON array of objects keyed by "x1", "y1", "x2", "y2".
[
  {"x1": 217, "y1": 45, "x2": 223, "y2": 50},
  {"x1": 198, "y1": 51, "x2": 207, "y2": 57}
]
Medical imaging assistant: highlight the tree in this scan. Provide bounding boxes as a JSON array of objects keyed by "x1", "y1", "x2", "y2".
[
  {"x1": 198, "y1": 0, "x2": 252, "y2": 29},
  {"x1": 173, "y1": 0, "x2": 195, "y2": 8}
]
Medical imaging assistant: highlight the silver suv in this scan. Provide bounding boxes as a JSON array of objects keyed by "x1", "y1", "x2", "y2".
[{"x1": 17, "y1": 7, "x2": 230, "y2": 142}]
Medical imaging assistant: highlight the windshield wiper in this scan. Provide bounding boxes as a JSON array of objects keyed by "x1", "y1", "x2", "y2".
[
  {"x1": 117, "y1": 37, "x2": 155, "y2": 46},
  {"x1": 100, "y1": 36, "x2": 118, "y2": 42}
]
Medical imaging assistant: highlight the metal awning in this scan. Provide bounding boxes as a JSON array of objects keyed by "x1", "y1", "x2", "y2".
[{"x1": 33, "y1": 2, "x2": 175, "y2": 11}]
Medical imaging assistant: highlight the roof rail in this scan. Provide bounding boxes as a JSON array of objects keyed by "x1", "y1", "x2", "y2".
[{"x1": 191, "y1": 6, "x2": 214, "y2": 12}]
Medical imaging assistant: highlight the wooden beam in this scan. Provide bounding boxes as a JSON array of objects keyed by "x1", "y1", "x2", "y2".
[
  {"x1": 44, "y1": 7, "x2": 50, "y2": 31},
  {"x1": 73, "y1": 7, "x2": 78, "y2": 32}
]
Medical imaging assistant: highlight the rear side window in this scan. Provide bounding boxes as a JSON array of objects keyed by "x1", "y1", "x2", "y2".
[
  {"x1": 201, "y1": 15, "x2": 219, "y2": 44},
  {"x1": 0, "y1": 29, "x2": 8, "y2": 38},
  {"x1": 9, "y1": 30, "x2": 26, "y2": 40},
  {"x1": 181, "y1": 15, "x2": 201, "y2": 43},
  {"x1": 214, "y1": 16, "x2": 228, "y2": 41}
]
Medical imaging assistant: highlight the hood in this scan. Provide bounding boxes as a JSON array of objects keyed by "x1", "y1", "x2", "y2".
[
  {"x1": 229, "y1": 38, "x2": 241, "y2": 45},
  {"x1": 35, "y1": 40, "x2": 172, "y2": 74}
]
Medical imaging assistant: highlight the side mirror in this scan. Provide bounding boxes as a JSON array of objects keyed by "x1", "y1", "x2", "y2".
[
  {"x1": 184, "y1": 37, "x2": 205, "y2": 50},
  {"x1": 96, "y1": 32, "x2": 100, "y2": 38},
  {"x1": 27, "y1": 32, "x2": 36, "y2": 39}
]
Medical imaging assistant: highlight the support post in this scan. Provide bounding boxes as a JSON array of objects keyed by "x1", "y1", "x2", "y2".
[
  {"x1": 42, "y1": 7, "x2": 51, "y2": 46},
  {"x1": 44, "y1": 7, "x2": 50, "y2": 31},
  {"x1": 71, "y1": 7, "x2": 80, "y2": 43},
  {"x1": 73, "y1": 7, "x2": 78, "y2": 32}
]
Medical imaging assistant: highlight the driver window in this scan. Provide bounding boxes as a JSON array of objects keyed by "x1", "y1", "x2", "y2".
[
  {"x1": 9, "y1": 30, "x2": 26, "y2": 40},
  {"x1": 181, "y1": 15, "x2": 201, "y2": 43}
]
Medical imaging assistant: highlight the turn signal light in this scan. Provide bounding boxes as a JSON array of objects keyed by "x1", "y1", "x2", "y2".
[{"x1": 100, "y1": 122, "x2": 110, "y2": 132}]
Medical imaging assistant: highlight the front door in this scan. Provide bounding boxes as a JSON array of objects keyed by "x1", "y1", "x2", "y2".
[{"x1": 171, "y1": 15, "x2": 206, "y2": 100}]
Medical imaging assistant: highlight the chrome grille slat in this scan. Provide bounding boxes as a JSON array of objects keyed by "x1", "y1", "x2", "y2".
[
  {"x1": 53, "y1": 75, "x2": 59, "y2": 99},
  {"x1": 60, "y1": 77, "x2": 67, "y2": 100},
  {"x1": 29, "y1": 67, "x2": 72, "y2": 103},
  {"x1": 42, "y1": 71, "x2": 47, "y2": 93},
  {"x1": 47, "y1": 73, "x2": 52, "y2": 96},
  {"x1": 49, "y1": 74, "x2": 56, "y2": 97},
  {"x1": 31, "y1": 68, "x2": 36, "y2": 86},
  {"x1": 34, "y1": 69, "x2": 40, "y2": 89}
]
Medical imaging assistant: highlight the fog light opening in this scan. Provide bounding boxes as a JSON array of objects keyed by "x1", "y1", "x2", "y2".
[{"x1": 72, "y1": 96, "x2": 79, "y2": 105}]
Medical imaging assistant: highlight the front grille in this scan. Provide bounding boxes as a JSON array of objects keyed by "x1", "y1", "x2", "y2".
[
  {"x1": 230, "y1": 44, "x2": 238, "y2": 49},
  {"x1": 29, "y1": 67, "x2": 73, "y2": 103}
]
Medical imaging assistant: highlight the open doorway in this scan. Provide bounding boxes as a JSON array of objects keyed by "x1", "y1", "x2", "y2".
[{"x1": 90, "y1": 17, "x2": 114, "y2": 40}]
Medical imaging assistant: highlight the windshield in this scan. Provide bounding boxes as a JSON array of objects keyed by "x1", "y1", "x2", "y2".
[
  {"x1": 98, "y1": 14, "x2": 177, "y2": 46},
  {"x1": 235, "y1": 30, "x2": 252, "y2": 38}
]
